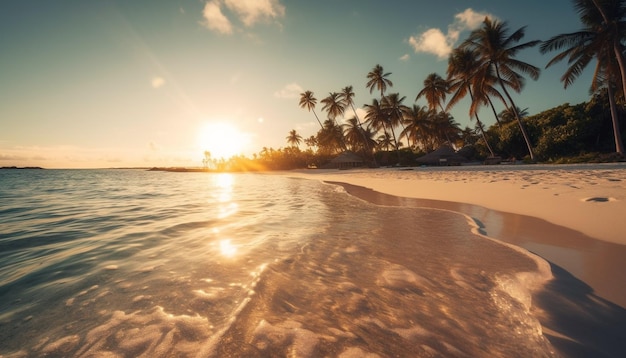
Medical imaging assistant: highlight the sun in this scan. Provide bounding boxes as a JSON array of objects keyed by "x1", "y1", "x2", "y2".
[{"x1": 197, "y1": 122, "x2": 249, "y2": 159}]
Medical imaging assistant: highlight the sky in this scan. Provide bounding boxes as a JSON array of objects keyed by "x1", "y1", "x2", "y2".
[{"x1": 0, "y1": 0, "x2": 595, "y2": 168}]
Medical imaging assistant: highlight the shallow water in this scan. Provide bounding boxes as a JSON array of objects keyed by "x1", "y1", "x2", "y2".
[{"x1": 0, "y1": 169, "x2": 556, "y2": 357}]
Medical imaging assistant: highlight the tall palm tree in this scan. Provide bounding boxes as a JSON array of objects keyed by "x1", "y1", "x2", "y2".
[
  {"x1": 463, "y1": 17, "x2": 541, "y2": 160},
  {"x1": 416, "y1": 73, "x2": 449, "y2": 112},
  {"x1": 366, "y1": 64, "x2": 393, "y2": 98},
  {"x1": 581, "y1": 0, "x2": 626, "y2": 98},
  {"x1": 446, "y1": 48, "x2": 496, "y2": 156},
  {"x1": 286, "y1": 129, "x2": 302, "y2": 148},
  {"x1": 299, "y1": 91, "x2": 324, "y2": 129},
  {"x1": 540, "y1": 0, "x2": 625, "y2": 154}
]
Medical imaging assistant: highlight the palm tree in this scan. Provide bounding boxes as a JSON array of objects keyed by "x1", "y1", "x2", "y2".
[
  {"x1": 463, "y1": 17, "x2": 541, "y2": 160},
  {"x1": 317, "y1": 119, "x2": 343, "y2": 154},
  {"x1": 304, "y1": 135, "x2": 318, "y2": 150},
  {"x1": 401, "y1": 104, "x2": 431, "y2": 150},
  {"x1": 342, "y1": 117, "x2": 365, "y2": 151},
  {"x1": 416, "y1": 73, "x2": 449, "y2": 112},
  {"x1": 498, "y1": 106, "x2": 528, "y2": 124},
  {"x1": 340, "y1": 85, "x2": 373, "y2": 155},
  {"x1": 581, "y1": 0, "x2": 626, "y2": 98},
  {"x1": 382, "y1": 93, "x2": 410, "y2": 147},
  {"x1": 431, "y1": 111, "x2": 461, "y2": 147},
  {"x1": 376, "y1": 132, "x2": 395, "y2": 152},
  {"x1": 446, "y1": 48, "x2": 496, "y2": 156},
  {"x1": 320, "y1": 92, "x2": 347, "y2": 150},
  {"x1": 366, "y1": 64, "x2": 393, "y2": 98},
  {"x1": 540, "y1": 0, "x2": 625, "y2": 154},
  {"x1": 286, "y1": 129, "x2": 302, "y2": 148},
  {"x1": 320, "y1": 92, "x2": 346, "y2": 120},
  {"x1": 364, "y1": 98, "x2": 400, "y2": 153},
  {"x1": 299, "y1": 91, "x2": 324, "y2": 129}
]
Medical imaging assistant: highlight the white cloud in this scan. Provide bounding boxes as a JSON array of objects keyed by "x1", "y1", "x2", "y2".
[
  {"x1": 202, "y1": 0, "x2": 233, "y2": 34},
  {"x1": 408, "y1": 8, "x2": 494, "y2": 60},
  {"x1": 201, "y1": 0, "x2": 285, "y2": 34},
  {"x1": 274, "y1": 82, "x2": 303, "y2": 99},
  {"x1": 408, "y1": 28, "x2": 453, "y2": 60},
  {"x1": 224, "y1": 0, "x2": 285, "y2": 27},
  {"x1": 399, "y1": 53, "x2": 410, "y2": 61},
  {"x1": 455, "y1": 8, "x2": 490, "y2": 30},
  {"x1": 151, "y1": 77, "x2": 165, "y2": 89}
]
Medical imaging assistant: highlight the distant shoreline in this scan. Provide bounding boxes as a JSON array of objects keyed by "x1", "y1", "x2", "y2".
[{"x1": 0, "y1": 166, "x2": 44, "y2": 170}]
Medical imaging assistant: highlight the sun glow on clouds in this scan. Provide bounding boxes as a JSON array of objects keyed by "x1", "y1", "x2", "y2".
[
  {"x1": 408, "y1": 8, "x2": 494, "y2": 59},
  {"x1": 197, "y1": 121, "x2": 250, "y2": 159},
  {"x1": 201, "y1": 0, "x2": 285, "y2": 35}
]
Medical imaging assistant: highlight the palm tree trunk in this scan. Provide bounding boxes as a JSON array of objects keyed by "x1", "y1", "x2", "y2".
[
  {"x1": 590, "y1": 0, "x2": 626, "y2": 125},
  {"x1": 468, "y1": 87, "x2": 495, "y2": 157},
  {"x1": 495, "y1": 64, "x2": 535, "y2": 160},
  {"x1": 312, "y1": 109, "x2": 323, "y2": 129},
  {"x1": 350, "y1": 103, "x2": 378, "y2": 165},
  {"x1": 486, "y1": 96, "x2": 502, "y2": 125},
  {"x1": 607, "y1": 83, "x2": 625, "y2": 154}
]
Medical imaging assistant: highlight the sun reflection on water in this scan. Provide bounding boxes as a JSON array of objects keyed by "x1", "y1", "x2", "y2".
[{"x1": 219, "y1": 239, "x2": 238, "y2": 258}]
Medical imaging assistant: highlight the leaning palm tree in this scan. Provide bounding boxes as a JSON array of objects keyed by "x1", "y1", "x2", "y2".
[
  {"x1": 463, "y1": 17, "x2": 541, "y2": 160},
  {"x1": 446, "y1": 48, "x2": 496, "y2": 156},
  {"x1": 366, "y1": 64, "x2": 393, "y2": 98},
  {"x1": 416, "y1": 73, "x2": 449, "y2": 113},
  {"x1": 299, "y1": 91, "x2": 324, "y2": 129},
  {"x1": 540, "y1": 0, "x2": 625, "y2": 154},
  {"x1": 286, "y1": 129, "x2": 302, "y2": 148}
]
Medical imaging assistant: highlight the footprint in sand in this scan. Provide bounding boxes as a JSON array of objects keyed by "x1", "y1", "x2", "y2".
[{"x1": 582, "y1": 197, "x2": 616, "y2": 203}]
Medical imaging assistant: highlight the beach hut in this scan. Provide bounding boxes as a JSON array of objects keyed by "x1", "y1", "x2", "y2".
[
  {"x1": 328, "y1": 151, "x2": 364, "y2": 169},
  {"x1": 416, "y1": 145, "x2": 468, "y2": 166}
]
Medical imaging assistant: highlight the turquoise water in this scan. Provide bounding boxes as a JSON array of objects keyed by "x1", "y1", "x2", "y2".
[{"x1": 0, "y1": 169, "x2": 555, "y2": 357}]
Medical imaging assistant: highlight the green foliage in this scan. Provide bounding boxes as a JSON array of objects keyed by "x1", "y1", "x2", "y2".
[{"x1": 483, "y1": 91, "x2": 625, "y2": 161}]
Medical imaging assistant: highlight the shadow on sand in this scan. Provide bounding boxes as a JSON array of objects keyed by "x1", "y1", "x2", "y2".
[{"x1": 537, "y1": 262, "x2": 626, "y2": 358}]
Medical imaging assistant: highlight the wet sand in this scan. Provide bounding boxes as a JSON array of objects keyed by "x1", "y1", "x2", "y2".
[{"x1": 280, "y1": 165, "x2": 626, "y2": 357}]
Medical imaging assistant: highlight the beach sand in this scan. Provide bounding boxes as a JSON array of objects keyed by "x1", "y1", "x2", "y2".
[{"x1": 281, "y1": 163, "x2": 626, "y2": 356}]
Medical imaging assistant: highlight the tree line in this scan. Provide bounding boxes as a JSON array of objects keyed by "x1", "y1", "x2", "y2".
[
  {"x1": 291, "y1": 1, "x2": 625, "y2": 162},
  {"x1": 207, "y1": 0, "x2": 626, "y2": 171}
]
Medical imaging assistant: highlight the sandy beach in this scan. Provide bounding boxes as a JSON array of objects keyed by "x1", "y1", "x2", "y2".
[
  {"x1": 282, "y1": 163, "x2": 626, "y2": 356},
  {"x1": 287, "y1": 163, "x2": 626, "y2": 245}
]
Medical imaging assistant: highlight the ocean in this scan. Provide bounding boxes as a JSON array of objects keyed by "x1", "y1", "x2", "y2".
[{"x1": 0, "y1": 169, "x2": 557, "y2": 357}]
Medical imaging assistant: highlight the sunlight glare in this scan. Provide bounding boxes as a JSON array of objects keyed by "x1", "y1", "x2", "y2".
[
  {"x1": 197, "y1": 122, "x2": 249, "y2": 159},
  {"x1": 219, "y1": 239, "x2": 238, "y2": 258}
]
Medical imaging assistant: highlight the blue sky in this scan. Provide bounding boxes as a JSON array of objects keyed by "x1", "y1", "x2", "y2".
[{"x1": 1, "y1": 0, "x2": 592, "y2": 168}]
